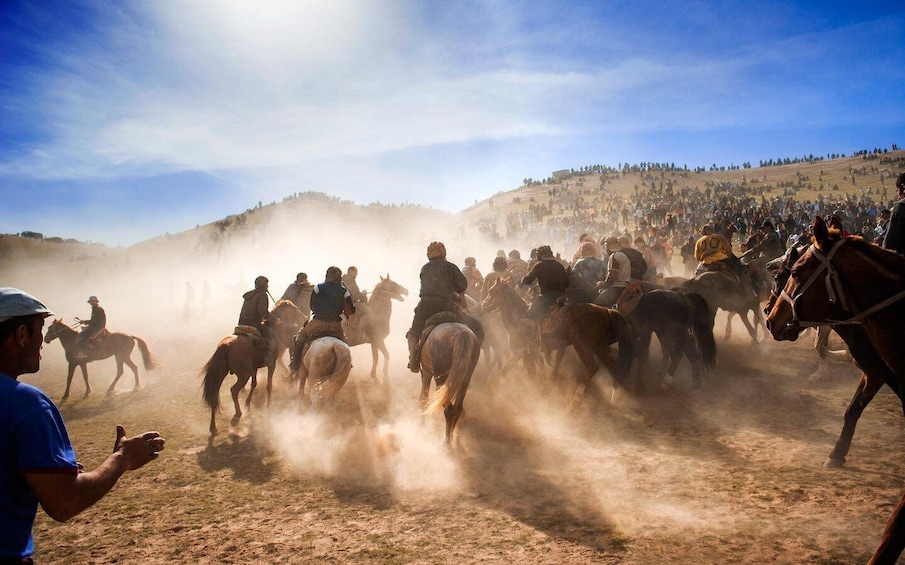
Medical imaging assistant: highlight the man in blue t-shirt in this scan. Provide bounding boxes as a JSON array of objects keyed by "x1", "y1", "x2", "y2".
[{"x1": 0, "y1": 287, "x2": 166, "y2": 563}]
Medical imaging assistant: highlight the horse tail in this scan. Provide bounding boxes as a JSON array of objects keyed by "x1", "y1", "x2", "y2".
[
  {"x1": 200, "y1": 341, "x2": 231, "y2": 414},
  {"x1": 686, "y1": 292, "x2": 717, "y2": 369},
  {"x1": 425, "y1": 328, "x2": 480, "y2": 414},
  {"x1": 608, "y1": 309, "x2": 635, "y2": 385},
  {"x1": 132, "y1": 336, "x2": 160, "y2": 370},
  {"x1": 315, "y1": 343, "x2": 353, "y2": 407}
]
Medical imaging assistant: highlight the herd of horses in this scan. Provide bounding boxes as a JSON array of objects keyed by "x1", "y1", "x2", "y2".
[{"x1": 41, "y1": 218, "x2": 905, "y2": 563}]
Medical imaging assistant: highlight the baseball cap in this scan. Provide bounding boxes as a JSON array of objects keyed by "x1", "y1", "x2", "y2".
[{"x1": 0, "y1": 287, "x2": 54, "y2": 323}]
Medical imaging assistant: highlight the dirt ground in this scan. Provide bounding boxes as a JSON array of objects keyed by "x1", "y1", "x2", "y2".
[{"x1": 24, "y1": 313, "x2": 905, "y2": 565}]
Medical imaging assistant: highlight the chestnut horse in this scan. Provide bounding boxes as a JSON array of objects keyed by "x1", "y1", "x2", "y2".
[
  {"x1": 344, "y1": 275, "x2": 407, "y2": 386},
  {"x1": 201, "y1": 300, "x2": 306, "y2": 436},
  {"x1": 43, "y1": 319, "x2": 158, "y2": 400},
  {"x1": 420, "y1": 322, "x2": 481, "y2": 445},
  {"x1": 765, "y1": 242, "x2": 900, "y2": 468},
  {"x1": 765, "y1": 217, "x2": 905, "y2": 564},
  {"x1": 480, "y1": 278, "x2": 543, "y2": 380},
  {"x1": 292, "y1": 336, "x2": 353, "y2": 410}
]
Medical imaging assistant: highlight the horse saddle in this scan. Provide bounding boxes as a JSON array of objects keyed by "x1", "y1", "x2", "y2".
[
  {"x1": 419, "y1": 311, "x2": 461, "y2": 345},
  {"x1": 538, "y1": 298, "x2": 568, "y2": 336},
  {"x1": 87, "y1": 328, "x2": 109, "y2": 348},
  {"x1": 614, "y1": 281, "x2": 646, "y2": 316}
]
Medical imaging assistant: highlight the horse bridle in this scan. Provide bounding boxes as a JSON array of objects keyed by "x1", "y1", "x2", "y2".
[{"x1": 778, "y1": 238, "x2": 905, "y2": 329}]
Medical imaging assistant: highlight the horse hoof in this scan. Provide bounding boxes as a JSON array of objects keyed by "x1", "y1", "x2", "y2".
[
  {"x1": 823, "y1": 457, "x2": 845, "y2": 469},
  {"x1": 105, "y1": 389, "x2": 114, "y2": 397},
  {"x1": 230, "y1": 415, "x2": 241, "y2": 427},
  {"x1": 61, "y1": 395, "x2": 69, "y2": 402}
]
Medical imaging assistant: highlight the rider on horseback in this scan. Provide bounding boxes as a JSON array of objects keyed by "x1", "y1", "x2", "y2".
[
  {"x1": 521, "y1": 245, "x2": 569, "y2": 321},
  {"x1": 237, "y1": 276, "x2": 281, "y2": 367},
  {"x1": 74, "y1": 296, "x2": 105, "y2": 360},
  {"x1": 594, "y1": 237, "x2": 632, "y2": 307},
  {"x1": 407, "y1": 241, "x2": 483, "y2": 373},
  {"x1": 290, "y1": 267, "x2": 355, "y2": 372},
  {"x1": 695, "y1": 225, "x2": 756, "y2": 300}
]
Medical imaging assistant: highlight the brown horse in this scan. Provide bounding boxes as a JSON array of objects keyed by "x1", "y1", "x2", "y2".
[
  {"x1": 292, "y1": 336, "x2": 353, "y2": 410},
  {"x1": 344, "y1": 275, "x2": 407, "y2": 386},
  {"x1": 765, "y1": 242, "x2": 900, "y2": 469},
  {"x1": 765, "y1": 217, "x2": 905, "y2": 564},
  {"x1": 43, "y1": 319, "x2": 159, "y2": 400},
  {"x1": 420, "y1": 322, "x2": 481, "y2": 445},
  {"x1": 201, "y1": 300, "x2": 305, "y2": 436},
  {"x1": 480, "y1": 278, "x2": 542, "y2": 380}
]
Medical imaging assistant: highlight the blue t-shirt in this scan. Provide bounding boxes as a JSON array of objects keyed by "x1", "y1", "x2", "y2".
[{"x1": 0, "y1": 375, "x2": 79, "y2": 559}]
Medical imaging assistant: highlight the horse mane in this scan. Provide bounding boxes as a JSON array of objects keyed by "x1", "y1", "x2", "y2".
[
  {"x1": 273, "y1": 299, "x2": 300, "y2": 312},
  {"x1": 842, "y1": 237, "x2": 905, "y2": 283}
]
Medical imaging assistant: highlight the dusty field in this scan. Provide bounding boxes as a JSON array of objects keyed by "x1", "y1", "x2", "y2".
[{"x1": 20, "y1": 311, "x2": 905, "y2": 565}]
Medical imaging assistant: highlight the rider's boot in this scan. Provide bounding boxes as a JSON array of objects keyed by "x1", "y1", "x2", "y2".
[
  {"x1": 406, "y1": 331, "x2": 421, "y2": 373},
  {"x1": 74, "y1": 342, "x2": 88, "y2": 361},
  {"x1": 289, "y1": 334, "x2": 306, "y2": 372}
]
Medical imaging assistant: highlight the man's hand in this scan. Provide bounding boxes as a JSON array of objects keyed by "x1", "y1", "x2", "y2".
[{"x1": 113, "y1": 425, "x2": 165, "y2": 471}]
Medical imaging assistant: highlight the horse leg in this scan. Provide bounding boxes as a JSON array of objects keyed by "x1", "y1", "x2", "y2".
[
  {"x1": 724, "y1": 312, "x2": 734, "y2": 341},
  {"x1": 107, "y1": 358, "x2": 125, "y2": 396},
  {"x1": 824, "y1": 372, "x2": 883, "y2": 468},
  {"x1": 868, "y1": 490, "x2": 905, "y2": 565},
  {"x1": 568, "y1": 343, "x2": 599, "y2": 411},
  {"x1": 246, "y1": 371, "x2": 257, "y2": 408},
  {"x1": 681, "y1": 338, "x2": 704, "y2": 390},
  {"x1": 231, "y1": 375, "x2": 249, "y2": 427},
  {"x1": 79, "y1": 364, "x2": 91, "y2": 398},
  {"x1": 444, "y1": 401, "x2": 464, "y2": 446},
  {"x1": 377, "y1": 340, "x2": 391, "y2": 386},
  {"x1": 126, "y1": 355, "x2": 141, "y2": 391},
  {"x1": 61, "y1": 364, "x2": 77, "y2": 401},
  {"x1": 368, "y1": 342, "x2": 379, "y2": 383},
  {"x1": 419, "y1": 370, "x2": 432, "y2": 427},
  {"x1": 735, "y1": 309, "x2": 759, "y2": 344},
  {"x1": 265, "y1": 364, "x2": 275, "y2": 408}
]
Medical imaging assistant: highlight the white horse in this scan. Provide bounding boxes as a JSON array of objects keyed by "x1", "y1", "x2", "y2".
[{"x1": 294, "y1": 337, "x2": 353, "y2": 410}]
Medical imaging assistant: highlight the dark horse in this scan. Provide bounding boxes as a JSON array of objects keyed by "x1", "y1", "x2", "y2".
[
  {"x1": 44, "y1": 319, "x2": 159, "y2": 400},
  {"x1": 420, "y1": 322, "x2": 482, "y2": 445},
  {"x1": 482, "y1": 279, "x2": 635, "y2": 408},
  {"x1": 765, "y1": 217, "x2": 905, "y2": 564},
  {"x1": 344, "y1": 274, "x2": 407, "y2": 386},
  {"x1": 765, "y1": 242, "x2": 899, "y2": 469},
  {"x1": 201, "y1": 300, "x2": 306, "y2": 436},
  {"x1": 618, "y1": 287, "x2": 717, "y2": 390},
  {"x1": 681, "y1": 270, "x2": 765, "y2": 344}
]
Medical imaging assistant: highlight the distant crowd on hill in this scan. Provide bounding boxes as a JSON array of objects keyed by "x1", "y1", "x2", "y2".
[{"x1": 470, "y1": 149, "x2": 904, "y2": 264}]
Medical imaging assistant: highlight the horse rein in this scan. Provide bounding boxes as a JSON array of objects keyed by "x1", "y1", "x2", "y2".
[{"x1": 779, "y1": 238, "x2": 905, "y2": 329}]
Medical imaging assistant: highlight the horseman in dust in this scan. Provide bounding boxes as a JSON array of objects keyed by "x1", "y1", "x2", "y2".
[
  {"x1": 407, "y1": 241, "x2": 483, "y2": 372},
  {"x1": 237, "y1": 276, "x2": 282, "y2": 366},
  {"x1": 290, "y1": 266, "x2": 355, "y2": 371},
  {"x1": 75, "y1": 295, "x2": 106, "y2": 360}
]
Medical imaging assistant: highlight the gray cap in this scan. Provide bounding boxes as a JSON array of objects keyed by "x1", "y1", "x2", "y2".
[{"x1": 0, "y1": 287, "x2": 54, "y2": 323}]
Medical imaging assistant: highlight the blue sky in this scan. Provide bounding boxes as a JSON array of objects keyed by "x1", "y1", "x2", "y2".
[{"x1": 1, "y1": 0, "x2": 903, "y2": 246}]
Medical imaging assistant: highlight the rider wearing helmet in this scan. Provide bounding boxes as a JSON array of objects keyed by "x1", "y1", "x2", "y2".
[{"x1": 407, "y1": 241, "x2": 483, "y2": 372}]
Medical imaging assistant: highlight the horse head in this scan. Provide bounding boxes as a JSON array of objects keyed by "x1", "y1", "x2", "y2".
[
  {"x1": 481, "y1": 277, "x2": 522, "y2": 315},
  {"x1": 43, "y1": 319, "x2": 68, "y2": 343},
  {"x1": 272, "y1": 300, "x2": 305, "y2": 332},
  {"x1": 766, "y1": 216, "x2": 848, "y2": 341},
  {"x1": 373, "y1": 274, "x2": 408, "y2": 301}
]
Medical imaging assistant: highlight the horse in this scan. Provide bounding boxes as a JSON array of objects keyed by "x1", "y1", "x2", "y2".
[
  {"x1": 463, "y1": 293, "x2": 507, "y2": 374},
  {"x1": 620, "y1": 288, "x2": 716, "y2": 390},
  {"x1": 201, "y1": 300, "x2": 306, "y2": 436},
  {"x1": 292, "y1": 337, "x2": 353, "y2": 410},
  {"x1": 764, "y1": 216, "x2": 905, "y2": 564},
  {"x1": 344, "y1": 275, "x2": 407, "y2": 386},
  {"x1": 765, "y1": 239, "x2": 901, "y2": 469},
  {"x1": 542, "y1": 302, "x2": 636, "y2": 408},
  {"x1": 43, "y1": 319, "x2": 159, "y2": 400},
  {"x1": 480, "y1": 278, "x2": 543, "y2": 380},
  {"x1": 419, "y1": 322, "x2": 481, "y2": 445},
  {"x1": 680, "y1": 271, "x2": 765, "y2": 344}
]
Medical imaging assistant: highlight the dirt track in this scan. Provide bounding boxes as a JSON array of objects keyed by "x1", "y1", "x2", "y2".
[{"x1": 26, "y1": 317, "x2": 905, "y2": 564}]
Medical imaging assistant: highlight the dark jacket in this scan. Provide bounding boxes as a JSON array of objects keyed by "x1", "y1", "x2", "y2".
[
  {"x1": 311, "y1": 282, "x2": 355, "y2": 323},
  {"x1": 572, "y1": 257, "x2": 606, "y2": 287},
  {"x1": 746, "y1": 230, "x2": 785, "y2": 261},
  {"x1": 238, "y1": 289, "x2": 275, "y2": 327},
  {"x1": 84, "y1": 305, "x2": 106, "y2": 334},
  {"x1": 419, "y1": 258, "x2": 467, "y2": 303},
  {"x1": 883, "y1": 198, "x2": 905, "y2": 254},
  {"x1": 620, "y1": 247, "x2": 647, "y2": 281},
  {"x1": 521, "y1": 258, "x2": 569, "y2": 295}
]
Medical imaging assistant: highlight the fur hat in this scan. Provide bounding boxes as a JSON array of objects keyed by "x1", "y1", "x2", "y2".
[
  {"x1": 427, "y1": 241, "x2": 447, "y2": 260},
  {"x1": 536, "y1": 245, "x2": 553, "y2": 259}
]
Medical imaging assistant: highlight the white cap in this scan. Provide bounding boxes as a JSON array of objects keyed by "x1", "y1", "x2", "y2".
[{"x1": 0, "y1": 287, "x2": 54, "y2": 323}]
